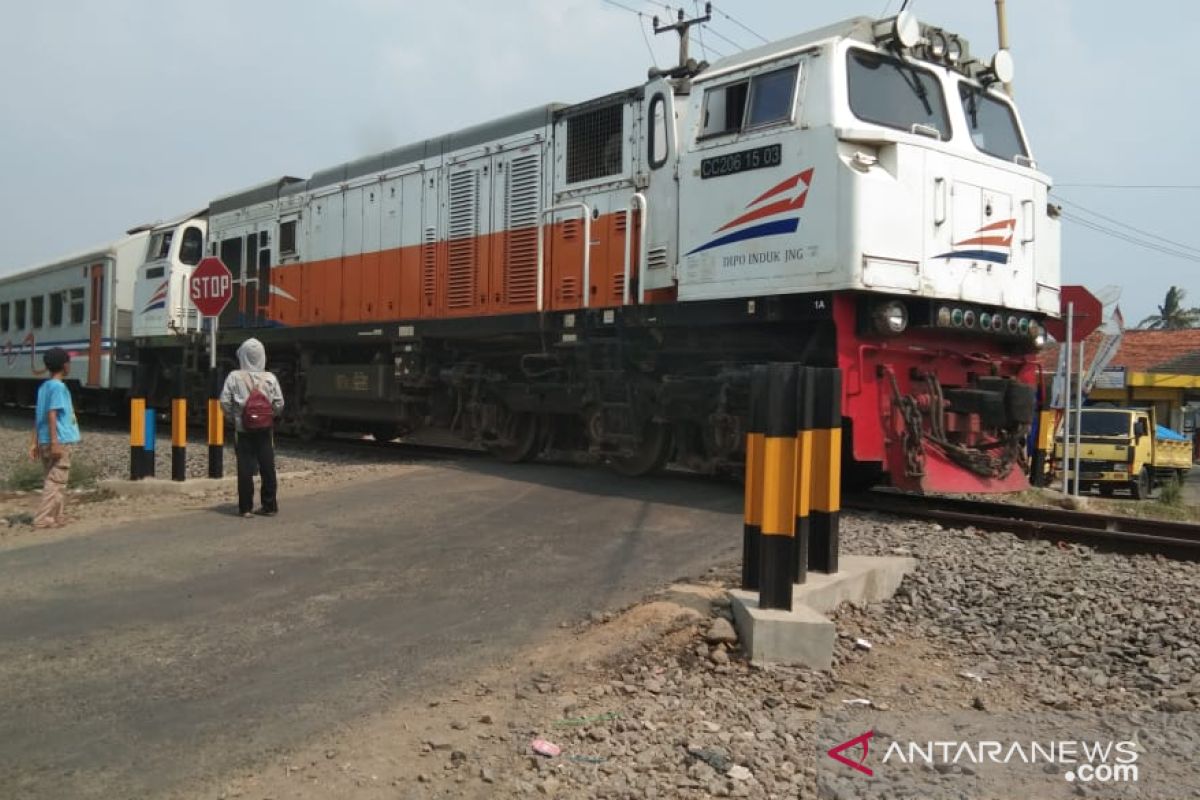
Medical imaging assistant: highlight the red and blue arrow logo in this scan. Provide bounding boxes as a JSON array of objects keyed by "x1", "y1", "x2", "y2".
[
  {"x1": 934, "y1": 218, "x2": 1015, "y2": 264},
  {"x1": 141, "y1": 281, "x2": 168, "y2": 313},
  {"x1": 687, "y1": 168, "x2": 813, "y2": 255}
]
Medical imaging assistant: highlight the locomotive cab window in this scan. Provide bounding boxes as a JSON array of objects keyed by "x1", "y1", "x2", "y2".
[
  {"x1": 148, "y1": 231, "x2": 173, "y2": 261},
  {"x1": 701, "y1": 64, "x2": 799, "y2": 139},
  {"x1": 959, "y1": 82, "x2": 1028, "y2": 162},
  {"x1": 179, "y1": 226, "x2": 203, "y2": 266},
  {"x1": 847, "y1": 49, "x2": 950, "y2": 139},
  {"x1": 566, "y1": 103, "x2": 624, "y2": 183}
]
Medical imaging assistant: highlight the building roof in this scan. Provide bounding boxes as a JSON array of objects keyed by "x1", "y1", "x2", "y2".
[{"x1": 1039, "y1": 328, "x2": 1200, "y2": 375}]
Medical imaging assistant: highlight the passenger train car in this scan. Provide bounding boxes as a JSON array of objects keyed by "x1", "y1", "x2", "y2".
[
  {"x1": 3, "y1": 13, "x2": 1061, "y2": 493},
  {"x1": 0, "y1": 231, "x2": 149, "y2": 409}
]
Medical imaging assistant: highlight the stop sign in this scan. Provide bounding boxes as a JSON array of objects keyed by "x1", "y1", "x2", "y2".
[{"x1": 189, "y1": 257, "x2": 234, "y2": 317}]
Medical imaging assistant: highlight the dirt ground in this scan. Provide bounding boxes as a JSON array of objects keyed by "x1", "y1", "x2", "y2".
[{"x1": 184, "y1": 580, "x2": 1056, "y2": 800}]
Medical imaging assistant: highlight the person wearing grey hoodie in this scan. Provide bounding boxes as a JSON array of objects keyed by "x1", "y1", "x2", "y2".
[{"x1": 220, "y1": 338, "x2": 285, "y2": 518}]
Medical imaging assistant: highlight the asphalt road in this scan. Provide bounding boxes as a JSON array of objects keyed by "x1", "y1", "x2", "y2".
[{"x1": 0, "y1": 460, "x2": 741, "y2": 799}]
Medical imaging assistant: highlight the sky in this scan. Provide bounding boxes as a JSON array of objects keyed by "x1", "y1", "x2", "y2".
[{"x1": 1, "y1": 0, "x2": 1196, "y2": 324}]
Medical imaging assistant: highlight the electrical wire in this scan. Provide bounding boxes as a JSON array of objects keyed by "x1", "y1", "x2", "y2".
[
  {"x1": 1059, "y1": 211, "x2": 1200, "y2": 264},
  {"x1": 600, "y1": 0, "x2": 660, "y2": 68},
  {"x1": 1050, "y1": 194, "x2": 1200, "y2": 256},
  {"x1": 703, "y1": 24, "x2": 745, "y2": 52},
  {"x1": 708, "y1": 3, "x2": 768, "y2": 44},
  {"x1": 693, "y1": 0, "x2": 710, "y2": 59}
]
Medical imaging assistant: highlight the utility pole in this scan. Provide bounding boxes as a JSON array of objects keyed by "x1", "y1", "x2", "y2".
[
  {"x1": 654, "y1": 2, "x2": 712, "y2": 71},
  {"x1": 994, "y1": 0, "x2": 1014, "y2": 95}
]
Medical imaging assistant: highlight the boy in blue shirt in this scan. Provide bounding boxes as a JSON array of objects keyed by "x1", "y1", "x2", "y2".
[{"x1": 28, "y1": 348, "x2": 80, "y2": 528}]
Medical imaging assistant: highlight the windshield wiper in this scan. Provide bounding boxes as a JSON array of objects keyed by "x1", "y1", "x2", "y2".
[{"x1": 895, "y1": 62, "x2": 934, "y2": 118}]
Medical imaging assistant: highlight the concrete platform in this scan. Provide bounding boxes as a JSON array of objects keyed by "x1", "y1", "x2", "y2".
[{"x1": 729, "y1": 555, "x2": 916, "y2": 669}]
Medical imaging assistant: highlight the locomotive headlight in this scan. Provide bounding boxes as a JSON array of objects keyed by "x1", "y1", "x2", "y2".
[
  {"x1": 1019, "y1": 317, "x2": 1031, "y2": 334},
  {"x1": 946, "y1": 36, "x2": 963, "y2": 63},
  {"x1": 873, "y1": 300, "x2": 908, "y2": 335},
  {"x1": 979, "y1": 312, "x2": 991, "y2": 329},
  {"x1": 937, "y1": 306, "x2": 952, "y2": 327},
  {"x1": 992, "y1": 314, "x2": 1004, "y2": 332},
  {"x1": 951, "y1": 308, "x2": 964, "y2": 327},
  {"x1": 929, "y1": 31, "x2": 947, "y2": 59},
  {"x1": 1007, "y1": 315, "x2": 1019, "y2": 334},
  {"x1": 963, "y1": 309, "x2": 976, "y2": 328}
]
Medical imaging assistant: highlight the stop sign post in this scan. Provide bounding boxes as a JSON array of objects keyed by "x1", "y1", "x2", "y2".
[{"x1": 189, "y1": 257, "x2": 234, "y2": 368}]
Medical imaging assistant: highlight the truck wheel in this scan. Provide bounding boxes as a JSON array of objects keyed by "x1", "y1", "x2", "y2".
[
  {"x1": 1099, "y1": 485, "x2": 1114, "y2": 498},
  {"x1": 1130, "y1": 467, "x2": 1151, "y2": 500}
]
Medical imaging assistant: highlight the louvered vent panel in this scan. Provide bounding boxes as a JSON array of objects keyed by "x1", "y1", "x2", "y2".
[
  {"x1": 612, "y1": 272, "x2": 625, "y2": 299},
  {"x1": 505, "y1": 154, "x2": 540, "y2": 305},
  {"x1": 421, "y1": 226, "x2": 437, "y2": 308},
  {"x1": 614, "y1": 211, "x2": 628, "y2": 231},
  {"x1": 447, "y1": 171, "x2": 478, "y2": 310},
  {"x1": 558, "y1": 276, "x2": 578, "y2": 302},
  {"x1": 562, "y1": 218, "x2": 580, "y2": 240},
  {"x1": 647, "y1": 246, "x2": 669, "y2": 270}
]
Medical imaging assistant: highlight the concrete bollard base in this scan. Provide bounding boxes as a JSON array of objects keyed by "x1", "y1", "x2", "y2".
[{"x1": 729, "y1": 554, "x2": 916, "y2": 669}]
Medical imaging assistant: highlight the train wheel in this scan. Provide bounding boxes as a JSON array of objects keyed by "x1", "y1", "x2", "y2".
[
  {"x1": 487, "y1": 411, "x2": 541, "y2": 463},
  {"x1": 609, "y1": 421, "x2": 673, "y2": 477}
]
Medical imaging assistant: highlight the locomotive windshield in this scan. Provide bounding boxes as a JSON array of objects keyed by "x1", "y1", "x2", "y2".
[
  {"x1": 958, "y1": 83, "x2": 1028, "y2": 162},
  {"x1": 847, "y1": 49, "x2": 949, "y2": 138}
]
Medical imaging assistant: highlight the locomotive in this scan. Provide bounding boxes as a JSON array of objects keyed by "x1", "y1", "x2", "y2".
[{"x1": 0, "y1": 12, "x2": 1060, "y2": 493}]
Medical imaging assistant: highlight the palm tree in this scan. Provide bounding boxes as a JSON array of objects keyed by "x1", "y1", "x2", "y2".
[{"x1": 1137, "y1": 286, "x2": 1200, "y2": 330}]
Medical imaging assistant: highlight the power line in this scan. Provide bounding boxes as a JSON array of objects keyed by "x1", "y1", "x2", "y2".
[
  {"x1": 1051, "y1": 193, "x2": 1200, "y2": 256},
  {"x1": 709, "y1": 3, "x2": 768, "y2": 44},
  {"x1": 693, "y1": 0, "x2": 710, "y2": 60},
  {"x1": 1059, "y1": 211, "x2": 1200, "y2": 264},
  {"x1": 703, "y1": 24, "x2": 745, "y2": 52},
  {"x1": 604, "y1": 0, "x2": 662, "y2": 67},
  {"x1": 601, "y1": 0, "x2": 646, "y2": 15}
]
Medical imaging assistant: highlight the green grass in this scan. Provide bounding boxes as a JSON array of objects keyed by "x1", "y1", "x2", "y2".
[
  {"x1": 7, "y1": 455, "x2": 100, "y2": 491},
  {"x1": 1158, "y1": 475, "x2": 1184, "y2": 507}
]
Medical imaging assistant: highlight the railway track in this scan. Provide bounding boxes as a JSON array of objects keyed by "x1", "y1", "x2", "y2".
[{"x1": 845, "y1": 490, "x2": 1200, "y2": 560}]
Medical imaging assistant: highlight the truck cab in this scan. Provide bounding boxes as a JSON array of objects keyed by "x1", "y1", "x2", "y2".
[{"x1": 1056, "y1": 407, "x2": 1191, "y2": 499}]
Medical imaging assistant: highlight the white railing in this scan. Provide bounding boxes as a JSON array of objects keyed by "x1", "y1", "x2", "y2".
[{"x1": 537, "y1": 202, "x2": 591, "y2": 312}]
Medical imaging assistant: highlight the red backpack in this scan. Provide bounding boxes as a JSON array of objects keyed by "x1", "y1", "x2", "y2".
[{"x1": 240, "y1": 373, "x2": 275, "y2": 430}]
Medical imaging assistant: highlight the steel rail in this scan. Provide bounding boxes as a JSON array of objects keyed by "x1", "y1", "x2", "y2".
[{"x1": 844, "y1": 490, "x2": 1200, "y2": 560}]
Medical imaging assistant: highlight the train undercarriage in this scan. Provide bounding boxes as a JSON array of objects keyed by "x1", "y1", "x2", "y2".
[{"x1": 133, "y1": 292, "x2": 1038, "y2": 491}]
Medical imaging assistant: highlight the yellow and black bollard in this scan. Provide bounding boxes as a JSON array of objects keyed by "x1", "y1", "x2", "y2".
[
  {"x1": 809, "y1": 368, "x2": 842, "y2": 574},
  {"x1": 758, "y1": 363, "x2": 798, "y2": 611},
  {"x1": 793, "y1": 366, "x2": 815, "y2": 585},
  {"x1": 207, "y1": 398, "x2": 224, "y2": 479},
  {"x1": 130, "y1": 397, "x2": 146, "y2": 480},
  {"x1": 741, "y1": 365, "x2": 768, "y2": 591},
  {"x1": 171, "y1": 398, "x2": 187, "y2": 482}
]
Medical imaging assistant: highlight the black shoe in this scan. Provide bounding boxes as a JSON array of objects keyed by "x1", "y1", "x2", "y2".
[{"x1": 254, "y1": 507, "x2": 278, "y2": 517}]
